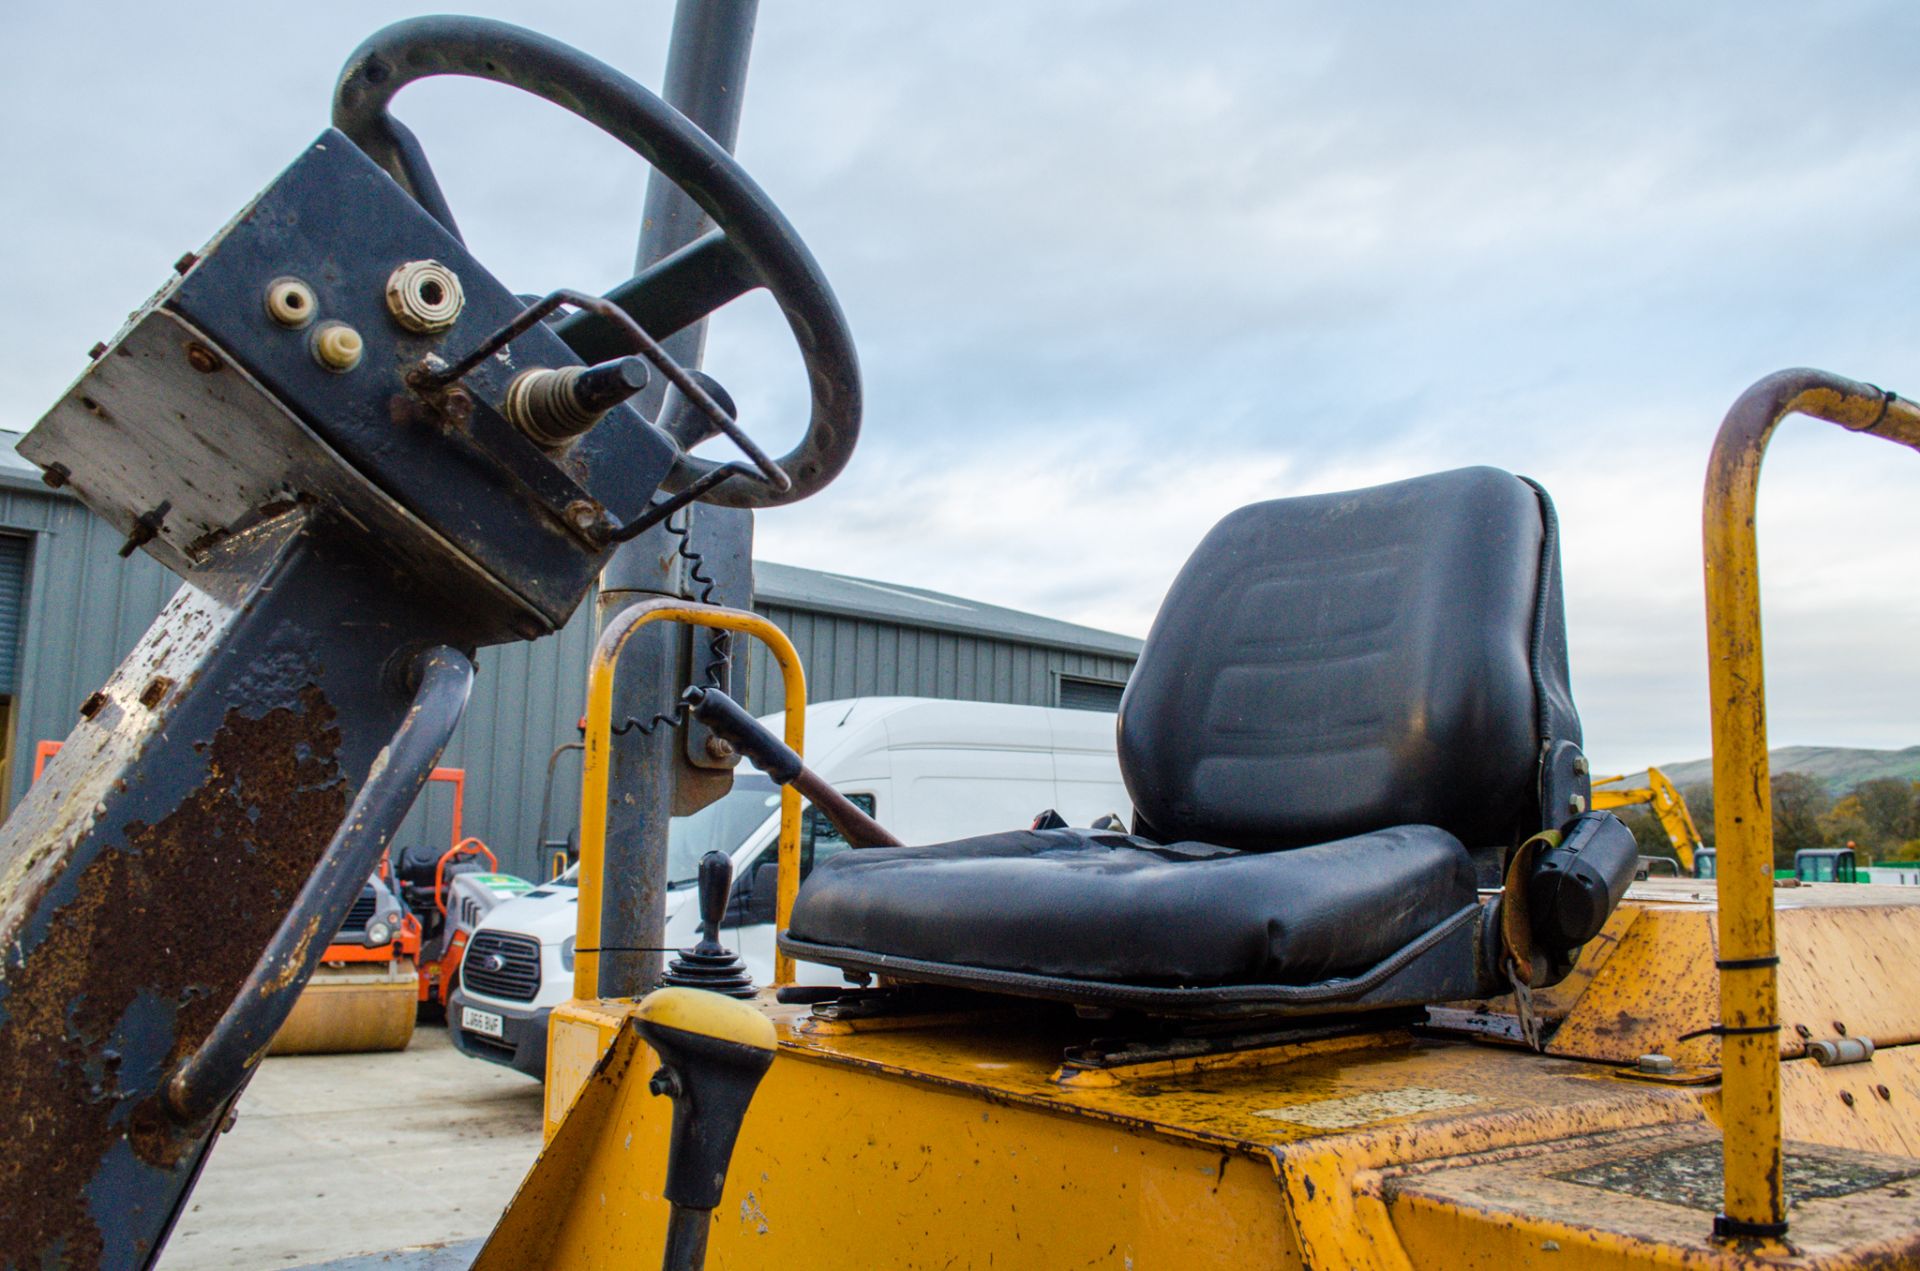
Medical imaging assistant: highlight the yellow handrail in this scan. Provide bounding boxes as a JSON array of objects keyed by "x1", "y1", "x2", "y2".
[
  {"x1": 1701, "y1": 369, "x2": 1920, "y2": 1244},
  {"x1": 573, "y1": 599, "x2": 808, "y2": 1001}
]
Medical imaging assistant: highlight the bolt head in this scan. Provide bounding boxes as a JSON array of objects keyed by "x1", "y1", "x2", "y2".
[
  {"x1": 1636, "y1": 1053, "x2": 1676, "y2": 1075},
  {"x1": 565, "y1": 500, "x2": 604, "y2": 533},
  {"x1": 705, "y1": 735, "x2": 736, "y2": 761}
]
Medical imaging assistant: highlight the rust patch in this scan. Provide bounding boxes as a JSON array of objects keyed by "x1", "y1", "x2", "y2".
[{"x1": 0, "y1": 686, "x2": 347, "y2": 1267}]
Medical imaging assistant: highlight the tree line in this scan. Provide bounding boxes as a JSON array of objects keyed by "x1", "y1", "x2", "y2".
[{"x1": 1613, "y1": 774, "x2": 1920, "y2": 867}]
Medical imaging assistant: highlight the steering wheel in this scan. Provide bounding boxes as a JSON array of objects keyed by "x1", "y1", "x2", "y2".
[{"x1": 332, "y1": 16, "x2": 861, "y2": 509}]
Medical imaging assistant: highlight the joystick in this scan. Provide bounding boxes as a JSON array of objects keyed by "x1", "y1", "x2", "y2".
[{"x1": 661, "y1": 851, "x2": 756, "y2": 998}]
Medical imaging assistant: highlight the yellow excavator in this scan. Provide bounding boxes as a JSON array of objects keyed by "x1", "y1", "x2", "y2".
[
  {"x1": 1593, "y1": 766, "x2": 1710, "y2": 876},
  {"x1": 4, "y1": 12, "x2": 1920, "y2": 1271}
]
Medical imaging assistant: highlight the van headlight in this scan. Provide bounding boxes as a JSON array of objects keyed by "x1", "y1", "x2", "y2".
[
  {"x1": 560, "y1": 936, "x2": 576, "y2": 972},
  {"x1": 366, "y1": 918, "x2": 393, "y2": 946}
]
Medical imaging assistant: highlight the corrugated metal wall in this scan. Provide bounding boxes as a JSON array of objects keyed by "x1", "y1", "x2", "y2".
[
  {"x1": 0, "y1": 489, "x2": 1135, "y2": 882},
  {"x1": 744, "y1": 602, "x2": 1135, "y2": 716},
  {"x1": 1, "y1": 484, "x2": 182, "y2": 801}
]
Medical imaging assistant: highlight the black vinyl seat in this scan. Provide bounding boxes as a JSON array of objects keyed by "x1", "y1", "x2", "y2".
[{"x1": 782, "y1": 467, "x2": 1630, "y2": 1014}]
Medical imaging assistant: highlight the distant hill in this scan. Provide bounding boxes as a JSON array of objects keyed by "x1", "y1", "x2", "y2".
[{"x1": 1615, "y1": 745, "x2": 1920, "y2": 794}]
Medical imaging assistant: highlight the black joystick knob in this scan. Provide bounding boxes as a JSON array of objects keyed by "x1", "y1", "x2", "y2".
[{"x1": 660, "y1": 851, "x2": 756, "y2": 998}]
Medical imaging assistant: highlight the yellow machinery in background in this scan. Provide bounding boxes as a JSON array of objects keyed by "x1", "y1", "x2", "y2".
[
  {"x1": 1594, "y1": 767, "x2": 1709, "y2": 875},
  {"x1": 472, "y1": 371, "x2": 1920, "y2": 1270}
]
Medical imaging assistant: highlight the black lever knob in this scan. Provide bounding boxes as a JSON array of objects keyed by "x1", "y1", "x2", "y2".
[
  {"x1": 571, "y1": 355, "x2": 651, "y2": 414},
  {"x1": 660, "y1": 850, "x2": 755, "y2": 998}
]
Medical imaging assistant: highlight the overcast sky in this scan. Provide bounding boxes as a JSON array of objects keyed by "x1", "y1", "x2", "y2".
[{"x1": 5, "y1": 2, "x2": 1919, "y2": 773}]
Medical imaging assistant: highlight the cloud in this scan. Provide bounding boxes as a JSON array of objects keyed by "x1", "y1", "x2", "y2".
[{"x1": 4, "y1": 1, "x2": 1918, "y2": 772}]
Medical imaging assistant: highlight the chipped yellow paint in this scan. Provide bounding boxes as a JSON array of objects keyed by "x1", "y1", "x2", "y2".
[
  {"x1": 1779, "y1": 1044, "x2": 1920, "y2": 1159},
  {"x1": 1548, "y1": 903, "x2": 1725, "y2": 1068},
  {"x1": 1384, "y1": 1124, "x2": 1920, "y2": 1268}
]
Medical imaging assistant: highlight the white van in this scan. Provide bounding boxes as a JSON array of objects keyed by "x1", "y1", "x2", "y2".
[{"x1": 449, "y1": 697, "x2": 1129, "y2": 1076}]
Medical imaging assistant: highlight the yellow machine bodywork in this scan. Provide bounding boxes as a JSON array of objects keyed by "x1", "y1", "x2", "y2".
[
  {"x1": 462, "y1": 375, "x2": 1920, "y2": 1269},
  {"x1": 267, "y1": 958, "x2": 418, "y2": 1055},
  {"x1": 479, "y1": 879, "x2": 1920, "y2": 1271}
]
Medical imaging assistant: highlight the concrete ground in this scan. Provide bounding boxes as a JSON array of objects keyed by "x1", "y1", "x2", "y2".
[{"x1": 158, "y1": 1024, "x2": 544, "y2": 1271}]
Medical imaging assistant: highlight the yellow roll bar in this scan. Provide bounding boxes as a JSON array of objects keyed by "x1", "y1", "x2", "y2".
[
  {"x1": 1702, "y1": 369, "x2": 1920, "y2": 1242},
  {"x1": 572, "y1": 598, "x2": 808, "y2": 1001}
]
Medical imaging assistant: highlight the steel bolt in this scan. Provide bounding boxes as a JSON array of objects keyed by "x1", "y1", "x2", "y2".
[
  {"x1": 1833, "y1": 1020, "x2": 1848, "y2": 1036},
  {"x1": 1636, "y1": 1053, "x2": 1676, "y2": 1075},
  {"x1": 185, "y1": 342, "x2": 223, "y2": 374},
  {"x1": 1876, "y1": 1084, "x2": 1892, "y2": 1101},
  {"x1": 87, "y1": 341, "x2": 108, "y2": 361},
  {"x1": 1841, "y1": 1090, "x2": 1856, "y2": 1107},
  {"x1": 1795, "y1": 1023, "x2": 1812, "y2": 1040},
  {"x1": 1567, "y1": 794, "x2": 1587, "y2": 815},
  {"x1": 1572, "y1": 756, "x2": 1589, "y2": 776},
  {"x1": 173, "y1": 250, "x2": 199, "y2": 275},
  {"x1": 565, "y1": 500, "x2": 604, "y2": 534},
  {"x1": 705, "y1": 736, "x2": 736, "y2": 761}
]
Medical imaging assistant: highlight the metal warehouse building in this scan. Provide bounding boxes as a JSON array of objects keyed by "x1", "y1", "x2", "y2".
[{"x1": 0, "y1": 433, "x2": 1140, "y2": 880}]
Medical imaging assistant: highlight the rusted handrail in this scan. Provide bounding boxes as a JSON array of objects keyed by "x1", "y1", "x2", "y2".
[{"x1": 1702, "y1": 368, "x2": 1920, "y2": 1244}]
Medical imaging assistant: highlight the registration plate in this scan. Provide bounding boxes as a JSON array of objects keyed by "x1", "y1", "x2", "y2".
[{"x1": 462, "y1": 1006, "x2": 504, "y2": 1039}]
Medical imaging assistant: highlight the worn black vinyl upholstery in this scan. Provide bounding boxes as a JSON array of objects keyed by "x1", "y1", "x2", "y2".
[
  {"x1": 1120, "y1": 465, "x2": 1577, "y2": 855},
  {"x1": 783, "y1": 467, "x2": 1580, "y2": 998},
  {"x1": 787, "y1": 825, "x2": 1474, "y2": 985}
]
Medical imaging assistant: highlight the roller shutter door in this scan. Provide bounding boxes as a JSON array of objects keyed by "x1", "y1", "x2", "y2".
[
  {"x1": 1057, "y1": 675, "x2": 1125, "y2": 713},
  {"x1": 0, "y1": 534, "x2": 27, "y2": 695}
]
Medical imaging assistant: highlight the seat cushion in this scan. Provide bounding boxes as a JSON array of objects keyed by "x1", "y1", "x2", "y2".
[
  {"x1": 786, "y1": 825, "x2": 1476, "y2": 987},
  {"x1": 1118, "y1": 466, "x2": 1578, "y2": 854}
]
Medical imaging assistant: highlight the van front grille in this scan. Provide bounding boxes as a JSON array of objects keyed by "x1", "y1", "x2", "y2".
[{"x1": 461, "y1": 931, "x2": 541, "y2": 1002}]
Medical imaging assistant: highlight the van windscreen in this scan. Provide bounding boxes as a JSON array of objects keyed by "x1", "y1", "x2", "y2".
[{"x1": 667, "y1": 774, "x2": 782, "y2": 889}]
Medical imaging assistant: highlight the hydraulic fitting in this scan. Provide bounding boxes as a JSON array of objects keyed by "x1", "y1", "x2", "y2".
[
  {"x1": 385, "y1": 260, "x2": 464, "y2": 333},
  {"x1": 505, "y1": 356, "x2": 650, "y2": 449},
  {"x1": 265, "y1": 277, "x2": 317, "y2": 329},
  {"x1": 311, "y1": 322, "x2": 364, "y2": 372}
]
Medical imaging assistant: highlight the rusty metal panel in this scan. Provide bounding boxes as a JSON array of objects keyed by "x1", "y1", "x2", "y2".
[
  {"x1": 1545, "y1": 890, "x2": 1920, "y2": 1067},
  {"x1": 1547, "y1": 903, "x2": 1724, "y2": 1066},
  {"x1": 1779, "y1": 1043, "x2": 1920, "y2": 1159},
  {"x1": 1384, "y1": 1125, "x2": 1920, "y2": 1268}
]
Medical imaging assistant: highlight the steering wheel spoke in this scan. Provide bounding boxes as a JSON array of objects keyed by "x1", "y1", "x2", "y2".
[{"x1": 556, "y1": 230, "x2": 761, "y2": 365}]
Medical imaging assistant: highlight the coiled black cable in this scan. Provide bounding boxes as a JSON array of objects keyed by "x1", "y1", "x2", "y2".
[{"x1": 609, "y1": 512, "x2": 732, "y2": 737}]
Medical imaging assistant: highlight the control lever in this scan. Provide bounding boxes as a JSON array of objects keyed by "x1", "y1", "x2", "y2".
[
  {"x1": 681, "y1": 686, "x2": 902, "y2": 848},
  {"x1": 634, "y1": 987, "x2": 777, "y2": 1271},
  {"x1": 660, "y1": 851, "x2": 756, "y2": 998}
]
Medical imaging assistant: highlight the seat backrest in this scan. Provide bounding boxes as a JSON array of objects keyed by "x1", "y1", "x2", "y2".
[{"x1": 1118, "y1": 466, "x2": 1580, "y2": 857}]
